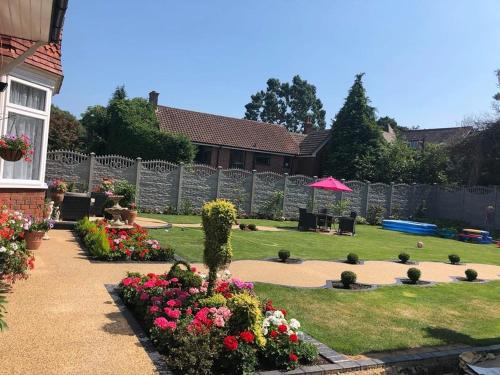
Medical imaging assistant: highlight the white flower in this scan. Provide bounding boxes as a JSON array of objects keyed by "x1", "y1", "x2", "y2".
[
  {"x1": 0, "y1": 246, "x2": 6, "y2": 253},
  {"x1": 8, "y1": 250, "x2": 13, "y2": 255},
  {"x1": 273, "y1": 310, "x2": 284, "y2": 319},
  {"x1": 10, "y1": 242, "x2": 18, "y2": 250},
  {"x1": 262, "y1": 327, "x2": 268, "y2": 335},
  {"x1": 289, "y1": 318, "x2": 301, "y2": 330}
]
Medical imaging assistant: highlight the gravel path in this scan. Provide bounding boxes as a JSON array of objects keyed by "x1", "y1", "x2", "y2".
[{"x1": 1, "y1": 229, "x2": 499, "y2": 374}]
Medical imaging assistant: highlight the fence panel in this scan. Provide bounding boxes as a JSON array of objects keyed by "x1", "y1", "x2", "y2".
[
  {"x1": 139, "y1": 161, "x2": 179, "y2": 212},
  {"x1": 463, "y1": 186, "x2": 496, "y2": 228},
  {"x1": 181, "y1": 164, "x2": 218, "y2": 213},
  {"x1": 253, "y1": 172, "x2": 285, "y2": 215},
  {"x1": 219, "y1": 169, "x2": 252, "y2": 214},
  {"x1": 284, "y1": 175, "x2": 313, "y2": 218},
  {"x1": 93, "y1": 155, "x2": 136, "y2": 188},
  {"x1": 45, "y1": 150, "x2": 90, "y2": 190}
]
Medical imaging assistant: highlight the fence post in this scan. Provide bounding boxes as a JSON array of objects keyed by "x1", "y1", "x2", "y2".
[
  {"x1": 411, "y1": 183, "x2": 417, "y2": 217},
  {"x1": 249, "y1": 170, "x2": 257, "y2": 215},
  {"x1": 176, "y1": 163, "x2": 184, "y2": 213},
  {"x1": 88, "y1": 152, "x2": 96, "y2": 193},
  {"x1": 282, "y1": 173, "x2": 288, "y2": 218},
  {"x1": 461, "y1": 186, "x2": 466, "y2": 222},
  {"x1": 215, "y1": 166, "x2": 223, "y2": 199},
  {"x1": 340, "y1": 179, "x2": 346, "y2": 202},
  {"x1": 135, "y1": 157, "x2": 142, "y2": 204},
  {"x1": 388, "y1": 182, "x2": 394, "y2": 217},
  {"x1": 311, "y1": 176, "x2": 318, "y2": 212},
  {"x1": 363, "y1": 181, "x2": 370, "y2": 217}
]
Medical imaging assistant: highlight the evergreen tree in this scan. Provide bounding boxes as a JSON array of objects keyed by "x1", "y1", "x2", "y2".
[
  {"x1": 325, "y1": 73, "x2": 383, "y2": 179},
  {"x1": 244, "y1": 75, "x2": 326, "y2": 133},
  {"x1": 110, "y1": 85, "x2": 127, "y2": 101},
  {"x1": 48, "y1": 105, "x2": 85, "y2": 151}
]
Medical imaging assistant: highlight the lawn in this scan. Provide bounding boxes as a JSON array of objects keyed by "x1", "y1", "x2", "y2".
[
  {"x1": 147, "y1": 215, "x2": 500, "y2": 265},
  {"x1": 254, "y1": 281, "x2": 500, "y2": 355}
]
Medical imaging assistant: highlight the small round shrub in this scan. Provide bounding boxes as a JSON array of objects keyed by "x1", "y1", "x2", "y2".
[
  {"x1": 465, "y1": 269, "x2": 478, "y2": 282},
  {"x1": 407, "y1": 267, "x2": 421, "y2": 284},
  {"x1": 398, "y1": 252, "x2": 410, "y2": 263},
  {"x1": 239, "y1": 223, "x2": 247, "y2": 230},
  {"x1": 278, "y1": 249, "x2": 290, "y2": 262},
  {"x1": 247, "y1": 223, "x2": 257, "y2": 231},
  {"x1": 340, "y1": 271, "x2": 357, "y2": 288},
  {"x1": 167, "y1": 260, "x2": 203, "y2": 288},
  {"x1": 346, "y1": 253, "x2": 359, "y2": 264},
  {"x1": 448, "y1": 254, "x2": 461, "y2": 264}
]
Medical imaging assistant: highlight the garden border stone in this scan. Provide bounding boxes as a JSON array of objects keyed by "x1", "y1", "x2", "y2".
[
  {"x1": 324, "y1": 280, "x2": 378, "y2": 292},
  {"x1": 395, "y1": 278, "x2": 436, "y2": 287}
]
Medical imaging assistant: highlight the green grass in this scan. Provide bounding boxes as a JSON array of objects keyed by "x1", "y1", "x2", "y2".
[
  {"x1": 150, "y1": 222, "x2": 500, "y2": 265},
  {"x1": 254, "y1": 281, "x2": 500, "y2": 355}
]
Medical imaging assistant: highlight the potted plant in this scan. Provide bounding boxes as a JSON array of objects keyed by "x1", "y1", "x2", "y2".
[
  {"x1": 125, "y1": 202, "x2": 138, "y2": 225},
  {"x1": 0, "y1": 134, "x2": 33, "y2": 162},
  {"x1": 48, "y1": 179, "x2": 68, "y2": 205},
  {"x1": 23, "y1": 218, "x2": 53, "y2": 250}
]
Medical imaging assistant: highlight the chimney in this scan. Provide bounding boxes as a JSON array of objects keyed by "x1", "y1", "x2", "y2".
[
  {"x1": 304, "y1": 116, "x2": 313, "y2": 134},
  {"x1": 149, "y1": 91, "x2": 159, "y2": 109}
]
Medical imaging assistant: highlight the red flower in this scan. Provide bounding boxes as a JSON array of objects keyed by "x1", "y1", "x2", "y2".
[
  {"x1": 278, "y1": 324, "x2": 288, "y2": 333},
  {"x1": 280, "y1": 308, "x2": 287, "y2": 316},
  {"x1": 270, "y1": 330, "x2": 278, "y2": 338},
  {"x1": 223, "y1": 335, "x2": 238, "y2": 351},
  {"x1": 289, "y1": 352, "x2": 298, "y2": 362},
  {"x1": 239, "y1": 330, "x2": 255, "y2": 343},
  {"x1": 289, "y1": 333, "x2": 298, "y2": 343}
]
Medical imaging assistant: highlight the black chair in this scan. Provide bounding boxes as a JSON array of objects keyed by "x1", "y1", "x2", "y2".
[
  {"x1": 338, "y1": 216, "x2": 356, "y2": 236},
  {"x1": 350, "y1": 211, "x2": 357, "y2": 219},
  {"x1": 90, "y1": 192, "x2": 108, "y2": 217},
  {"x1": 298, "y1": 208, "x2": 318, "y2": 231},
  {"x1": 60, "y1": 192, "x2": 91, "y2": 221}
]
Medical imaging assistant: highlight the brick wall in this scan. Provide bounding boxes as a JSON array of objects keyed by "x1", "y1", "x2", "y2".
[{"x1": 0, "y1": 189, "x2": 46, "y2": 218}]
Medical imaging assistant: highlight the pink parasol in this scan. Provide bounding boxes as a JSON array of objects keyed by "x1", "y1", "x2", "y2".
[{"x1": 308, "y1": 177, "x2": 352, "y2": 192}]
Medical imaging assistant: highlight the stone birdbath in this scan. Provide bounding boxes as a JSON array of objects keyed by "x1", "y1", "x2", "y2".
[{"x1": 104, "y1": 195, "x2": 131, "y2": 228}]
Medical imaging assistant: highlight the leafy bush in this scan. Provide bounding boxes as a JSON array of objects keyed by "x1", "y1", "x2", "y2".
[
  {"x1": 167, "y1": 261, "x2": 202, "y2": 289},
  {"x1": 465, "y1": 269, "x2": 478, "y2": 281},
  {"x1": 407, "y1": 267, "x2": 421, "y2": 284},
  {"x1": 398, "y1": 252, "x2": 410, "y2": 263},
  {"x1": 448, "y1": 254, "x2": 461, "y2": 265},
  {"x1": 247, "y1": 223, "x2": 257, "y2": 231},
  {"x1": 367, "y1": 204, "x2": 385, "y2": 225},
  {"x1": 260, "y1": 191, "x2": 284, "y2": 220},
  {"x1": 239, "y1": 223, "x2": 247, "y2": 230},
  {"x1": 340, "y1": 271, "x2": 357, "y2": 288},
  {"x1": 198, "y1": 293, "x2": 227, "y2": 308},
  {"x1": 329, "y1": 199, "x2": 351, "y2": 217},
  {"x1": 355, "y1": 216, "x2": 368, "y2": 225},
  {"x1": 112, "y1": 180, "x2": 136, "y2": 207},
  {"x1": 227, "y1": 291, "x2": 266, "y2": 347},
  {"x1": 278, "y1": 250, "x2": 290, "y2": 262},
  {"x1": 202, "y1": 199, "x2": 237, "y2": 294},
  {"x1": 346, "y1": 252, "x2": 359, "y2": 264}
]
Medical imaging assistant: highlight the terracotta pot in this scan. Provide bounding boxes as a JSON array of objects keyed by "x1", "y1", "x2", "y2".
[
  {"x1": 25, "y1": 231, "x2": 45, "y2": 250},
  {"x1": 127, "y1": 210, "x2": 138, "y2": 225},
  {"x1": 0, "y1": 149, "x2": 23, "y2": 162},
  {"x1": 50, "y1": 191, "x2": 65, "y2": 205}
]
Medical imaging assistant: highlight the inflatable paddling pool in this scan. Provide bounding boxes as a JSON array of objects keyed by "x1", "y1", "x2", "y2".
[{"x1": 382, "y1": 220, "x2": 438, "y2": 235}]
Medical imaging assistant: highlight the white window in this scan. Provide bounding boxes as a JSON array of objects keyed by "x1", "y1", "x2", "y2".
[{"x1": 0, "y1": 76, "x2": 51, "y2": 188}]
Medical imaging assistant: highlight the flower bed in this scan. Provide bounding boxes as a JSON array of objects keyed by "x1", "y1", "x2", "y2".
[
  {"x1": 119, "y1": 262, "x2": 318, "y2": 374},
  {"x1": 75, "y1": 217, "x2": 174, "y2": 261}
]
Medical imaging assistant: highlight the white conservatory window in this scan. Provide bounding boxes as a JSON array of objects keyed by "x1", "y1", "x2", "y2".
[{"x1": 0, "y1": 76, "x2": 52, "y2": 187}]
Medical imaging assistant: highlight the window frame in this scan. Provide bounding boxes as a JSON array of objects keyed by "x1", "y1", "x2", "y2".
[
  {"x1": 229, "y1": 150, "x2": 245, "y2": 169},
  {"x1": 0, "y1": 75, "x2": 52, "y2": 188},
  {"x1": 255, "y1": 153, "x2": 271, "y2": 166}
]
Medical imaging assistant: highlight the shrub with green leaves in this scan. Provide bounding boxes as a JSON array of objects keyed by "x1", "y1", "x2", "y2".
[
  {"x1": 198, "y1": 293, "x2": 227, "y2": 308},
  {"x1": 398, "y1": 252, "x2": 410, "y2": 263},
  {"x1": 367, "y1": 204, "x2": 385, "y2": 225},
  {"x1": 278, "y1": 250, "x2": 290, "y2": 262},
  {"x1": 228, "y1": 291, "x2": 266, "y2": 347},
  {"x1": 247, "y1": 223, "x2": 257, "y2": 231},
  {"x1": 340, "y1": 271, "x2": 357, "y2": 288},
  {"x1": 202, "y1": 199, "x2": 237, "y2": 294},
  {"x1": 346, "y1": 253, "x2": 359, "y2": 264},
  {"x1": 407, "y1": 267, "x2": 421, "y2": 284},
  {"x1": 239, "y1": 223, "x2": 247, "y2": 230},
  {"x1": 465, "y1": 269, "x2": 478, "y2": 282},
  {"x1": 448, "y1": 254, "x2": 461, "y2": 265},
  {"x1": 167, "y1": 261, "x2": 202, "y2": 289}
]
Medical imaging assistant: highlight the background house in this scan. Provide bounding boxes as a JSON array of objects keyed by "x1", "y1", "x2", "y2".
[
  {"x1": 401, "y1": 126, "x2": 473, "y2": 150},
  {"x1": 0, "y1": 0, "x2": 68, "y2": 217}
]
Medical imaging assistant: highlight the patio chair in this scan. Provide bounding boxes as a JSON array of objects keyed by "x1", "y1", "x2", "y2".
[
  {"x1": 90, "y1": 192, "x2": 108, "y2": 217},
  {"x1": 60, "y1": 192, "x2": 91, "y2": 221},
  {"x1": 298, "y1": 208, "x2": 318, "y2": 231},
  {"x1": 338, "y1": 216, "x2": 356, "y2": 236}
]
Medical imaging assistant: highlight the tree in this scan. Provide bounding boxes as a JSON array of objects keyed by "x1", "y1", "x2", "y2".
[
  {"x1": 244, "y1": 75, "x2": 326, "y2": 133},
  {"x1": 324, "y1": 73, "x2": 383, "y2": 180},
  {"x1": 373, "y1": 140, "x2": 417, "y2": 183},
  {"x1": 80, "y1": 104, "x2": 108, "y2": 154},
  {"x1": 377, "y1": 116, "x2": 410, "y2": 133},
  {"x1": 493, "y1": 69, "x2": 500, "y2": 113},
  {"x1": 413, "y1": 143, "x2": 450, "y2": 184},
  {"x1": 48, "y1": 105, "x2": 85, "y2": 151},
  {"x1": 110, "y1": 85, "x2": 127, "y2": 101}
]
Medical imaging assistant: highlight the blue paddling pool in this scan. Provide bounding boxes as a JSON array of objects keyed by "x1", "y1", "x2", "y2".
[{"x1": 382, "y1": 220, "x2": 437, "y2": 235}]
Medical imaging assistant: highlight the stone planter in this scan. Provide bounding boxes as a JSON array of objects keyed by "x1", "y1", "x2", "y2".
[
  {"x1": 50, "y1": 191, "x2": 65, "y2": 205},
  {"x1": 0, "y1": 148, "x2": 23, "y2": 162},
  {"x1": 25, "y1": 231, "x2": 45, "y2": 250},
  {"x1": 121, "y1": 209, "x2": 138, "y2": 225}
]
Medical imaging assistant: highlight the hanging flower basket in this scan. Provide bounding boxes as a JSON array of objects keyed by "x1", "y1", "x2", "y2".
[{"x1": 0, "y1": 148, "x2": 23, "y2": 162}]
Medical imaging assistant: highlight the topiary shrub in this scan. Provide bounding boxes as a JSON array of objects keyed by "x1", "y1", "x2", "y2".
[
  {"x1": 202, "y1": 199, "x2": 237, "y2": 295},
  {"x1": 398, "y1": 252, "x2": 410, "y2": 264},
  {"x1": 346, "y1": 253, "x2": 359, "y2": 264},
  {"x1": 278, "y1": 250, "x2": 290, "y2": 262},
  {"x1": 247, "y1": 223, "x2": 257, "y2": 231},
  {"x1": 167, "y1": 260, "x2": 202, "y2": 289},
  {"x1": 407, "y1": 267, "x2": 421, "y2": 284},
  {"x1": 227, "y1": 291, "x2": 266, "y2": 347},
  {"x1": 448, "y1": 254, "x2": 461, "y2": 264},
  {"x1": 239, "y1": 223, "x2": 247, "y2": 230},
  {"x1": 340, "y1": 271, "x2": 357, "y2": 288},
  {"x1": 465, "y1": 269, "x2": 478, "y2": 282}
]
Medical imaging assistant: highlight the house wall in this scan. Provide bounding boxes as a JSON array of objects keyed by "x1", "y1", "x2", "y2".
[{"x1": 0, "y1": 189, "x2": 46, "y2": 218}]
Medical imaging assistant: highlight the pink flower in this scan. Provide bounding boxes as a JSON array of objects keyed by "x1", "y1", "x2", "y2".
[
  {"x1": 214, "y1": 315, "x2": 225, "y2": 327},
  {"x1": 188, "y1": 287, "x2": 200, "y2": 295},
  {"x1": 140, "y1": 292, "x2": 149, "y2": 301},
  {"x1": 170, "y1": 277, "x2": 179, "y2": 283},
  {"x1": 153, "y1": 317, "x2": 176, "y2": 330},
  {"x1": 149, "y1": 305, "x2": 160, "y2": 314},
  {"x1": 164, "y1": 307, "x2": 181, "y2": 319},
  {"x1": 143, "y1": 279, "x2": 156, "y2": 288},
  {"x1": 166, "y1": 299, "x2": 180, "y2": 307}
]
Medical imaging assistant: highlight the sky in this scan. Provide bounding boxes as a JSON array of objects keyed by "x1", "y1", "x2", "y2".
[{"x1": 53, "y1": 0, "x2": 500, "y2": 129}]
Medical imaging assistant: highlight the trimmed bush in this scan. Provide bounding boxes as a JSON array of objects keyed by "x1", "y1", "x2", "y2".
[
  {"x1": 167, "y1": 261, "x2": 202, "y2": 289},
  {"x1": 239, "y1": 223, "x2": 247, "y2": 230},
  {"x1": 346, "y1": 253, "x2": 359, "y2": 264},
  {"x1": 448, "y1": 254, "x2": 461, "y2": 265},
  {"x1": 465, "y1": 269, "x2": 478, "y2": 282},
  {"x1": 340, "y1": 271, "x2": 357, "y2": 288},
  {"x1": 228, "y1": 291, "x2": 266, "y2": 347},
  {"x1": 247, "y1": 223, "x2": 257, "y2": 231},
  {"x1": 407, "y1": 267, "x2": 421, "y2": 284},
  {"x1": 398, "y1": 252, "x2": 410, "y2": 263},
  {"x1": 198, "y1": 293, "x2": 227, "y2": 308},
  {"x1": 278, "y1": 250, "x2": 290, "y2": 262}
]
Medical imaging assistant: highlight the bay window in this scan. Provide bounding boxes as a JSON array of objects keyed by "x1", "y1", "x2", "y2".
[{"x1": 0, "y1": 76, "x2": 51, "y2": 187}]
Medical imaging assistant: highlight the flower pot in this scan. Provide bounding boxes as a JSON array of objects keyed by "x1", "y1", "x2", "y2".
[
  {"x1": 127, "y1": 210, "x2": 138, "y2": 225},
  {"x1": 0, "y1": 148, "x2": 23, "y2": 162},
  {"x1": 25, "y1": 231, "x2": 45, "y2": 250},
  {"x1": 51, "y1": 191, "x2": 65, "y2": 205}
]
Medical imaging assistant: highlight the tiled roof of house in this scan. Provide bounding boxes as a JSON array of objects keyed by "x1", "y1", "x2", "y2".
[
  {"x1": 156, "y1": 105, "x2": 331, "y2": 156},
  {"x1": 0, "y1": 34, "x2": 62, "y2": 76},
  {"x1": 296, "y1": 130, "x2": 331, "y2": 155},
  {"x1": 401, "y1": 126, "x2": 473, "y2": 145}
]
